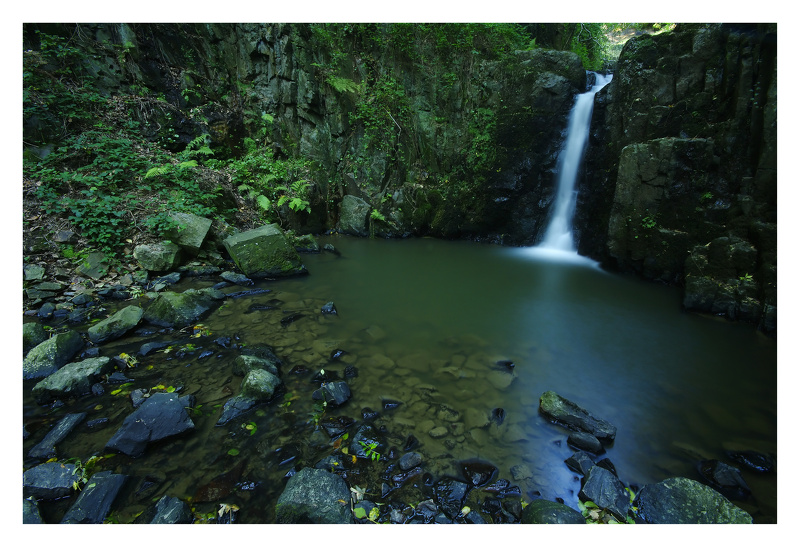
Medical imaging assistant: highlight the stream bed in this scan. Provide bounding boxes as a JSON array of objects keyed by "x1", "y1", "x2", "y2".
[{"x1": 22, "y1": 235, "x2": 778, "y2": 523}]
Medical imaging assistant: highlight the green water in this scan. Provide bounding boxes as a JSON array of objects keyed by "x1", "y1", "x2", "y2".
[{"x1": 23, "y1": 235, "x2": 777, "y2": 523}]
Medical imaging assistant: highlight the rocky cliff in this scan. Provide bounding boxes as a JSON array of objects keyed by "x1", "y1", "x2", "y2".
[{"x1": 578, "y1": 23, "x2": 777, "y2": 332}]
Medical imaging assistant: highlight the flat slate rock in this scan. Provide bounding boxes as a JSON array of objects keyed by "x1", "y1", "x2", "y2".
[
  {"x1": 538, "y1": 390, "x2": 617, "y2": 443},
  {"x1": 580, "y1": 465, "x2": 630, "y2": 522},
  {"x1": 23, "y1": 330, "x2": 85, "y2": 381},
  {"x1": 635, "y1": 477, "x2": 752, "y2": 524},
  {"x1": 23, "y1": 461, "x2": 78, "y2": 500},
  {"x1": 28, "y1": 412, "x2": 86, "y2": 460},
  {"x1": 105, "y1": 392, "x2": 195, "y2": 457},
  {"x1": 60, "y1": 471, "x2": 127, "y2": 523},
  {"x1": 150, "y1": 495, "x2": 194, "y2": 524},
  {"x1": 31, "y1": 357, "x2": 114, "y2": 404}
]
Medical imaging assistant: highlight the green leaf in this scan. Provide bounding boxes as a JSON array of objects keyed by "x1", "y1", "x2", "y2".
[
  {"x1": 256, "y1": 194, "x2": 271, "y2": 211},
  {"x1": 227, "y1": 448, "x2": 240, "y2": 456},
  {"x1": 368, "y1": 506, "x2": 380, "y2": 521},
  {"x1": 353, "y1": 506, "x2": 367, "y2": 519}
]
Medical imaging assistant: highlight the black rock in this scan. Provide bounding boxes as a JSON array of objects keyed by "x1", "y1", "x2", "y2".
[
  {"x1": 330, "y1": 349, "x2": 347, "y2": 360},
  {"x1": 726, "y1": 450, "x2": 776, "y2": 473},
  {"x1": 362, "y1": 407, "x2": 379, "y2": 421},
  {"x1": 565, "y1": 451, "x2": 595, "y2": 476},
  {"x1": 320, "y1": 415, "x2": 355, "y2": 438},
  {"x1": 312, "y1": 381, "x2": 352, "y2": 407},
  {"x1": 139, "y1": 341, "x2": 169, "y2": 356},
  {"x1": 398, "y1": 451, "x2": 423, "y2": 472},
  {"x1": 280, "y1": 312, "x2": 304, "y2": 326},
  {"x1": 86, "y1": 417, "x2": 110, "y2": 430},
  {"x1": 579, "y1": 466, "x2": 630, "y2": 522},
  {"x1": 539, "y1": 391, "x2": 617, "y2": 444},
  {"x1": 433, "y1": 478, "x2": 470, "y2": 519},
  {"x1": 321, "y1": 302, "x2": 338, "y2": 315},
  {"x1": 403, "y1": 435, "x2": 419, "y2": 451},
  {"x1": 344, "y1": 365, "x2": 358, "y2": 378},
  {"x1": 698, "y1": 459, "x2": 751, "y2": 500},
  {"x1": 323, "y1": 243, "x2": 341, "y2": 256},
  {"x1": 596, "y1": 458, "x2": 617, "y2": 476},
  {"x1": 92, "y1": 383, "x2": 105, "y2": 396},
  {"x1": 214, "y1": 336, "x2": 232, "y2": 348},
  {"x1": 349, "y1": 424, "x2": 386, "y2": 459},
  {"x1": 567, "y1": 431, "x2": 604, "y2": 454},
  {"x1": 495, "y1": 360, "x2": 515, "y2": 370},
  {"x1": 23, "y1": 497, "x2": 44, "y2": 524},
  {"x1": 490, "y1": 407, "x2": 505, "y2": 425},
  {"x1": 60, "y1": 471, "x2": 127, "y2": 523},
  {"x1": 460, "y1": 460, "x2": 497, "y2": 487},
  {"x1": 23, "y1": 461, "x2": 78, "y2": 500},
  {"x1": 392, "y1": 466, "x2": 423, "y2": 487},
  {"x1": 150, "y1": 495, "x2": 193, "y2": 524},
  {"x1": 107, "y1": 371, "x2": 131, "y2": 384},
  {"x1": 382, "y1": 398, "x2": 403, "y2": 410}
]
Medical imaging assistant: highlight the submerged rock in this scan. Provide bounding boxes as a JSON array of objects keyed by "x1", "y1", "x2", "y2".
[
  {"x1": 313, "y1": 381, "x2": 352, "y2": 407},
  {"x1": 726, "y1": 450, "x2": 776, "y2": 473},
  {"x1": 275, "y1": 467, "x2": 353, "y2": 523},
  {"x1": 635, "y1": 477, "x2": 753, "y2": 524},
  {"x1": 150, "y1": 495, "x2": 194, "y2": 524},
  {"x1": 433, "y1": 477, "x2": 470, "y2": 519},
  {"x1": 28, "y1": 412, "x2": 86, "y2": 460},
  {"x1": 538, "y1": 391, "x2": 617, "y2": 443}
]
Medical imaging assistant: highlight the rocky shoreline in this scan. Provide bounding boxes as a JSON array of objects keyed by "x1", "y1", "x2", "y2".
[{"x1": 23, "y1": 219, "x2": 774, "y2": 524}]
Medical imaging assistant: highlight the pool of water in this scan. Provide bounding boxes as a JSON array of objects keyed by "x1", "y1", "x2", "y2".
[{"x1": 22, "y1": 235, "x2": 777, "y2": 523}]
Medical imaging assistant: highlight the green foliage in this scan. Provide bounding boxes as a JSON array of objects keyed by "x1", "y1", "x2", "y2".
[
  {"x1": 358, "y1": 440, "x2": 382, "y2": 461},
  {"x1": 326, "y1": 75, "x2": 360, "y2": 94}
]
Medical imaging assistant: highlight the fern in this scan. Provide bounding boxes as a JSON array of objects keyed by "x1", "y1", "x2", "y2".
[
  {"x1": 256, "y1": 195, "x2": 271, "y2": 211},
  {"x1": 326, "y1": 76, "x2": 360, "y2": 94},
  {"x1": 177, "y1": 160, "x2": 198, "y2": 170},
  {"x1": 145, "y1": 165, "x2": 172, "y2": 179}
]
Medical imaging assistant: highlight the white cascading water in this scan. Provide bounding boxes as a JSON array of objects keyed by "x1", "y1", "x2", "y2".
[{"x1": 538, "y1": 72, "x2": 613, "y2": 252}]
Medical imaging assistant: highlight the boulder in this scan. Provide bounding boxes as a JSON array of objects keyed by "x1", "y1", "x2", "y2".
[
  {"x1": 567, "y1": 431, "x2": 604, "y2": 454},
  {"x1": 23, "y1": 461, "x2": 78, "y2": 500},
  {"x1": 216, "y1": 368, "x2": 282, "y2": 425},
  {"x1": 222, "y1": 223, "x2": 307, "y2": 278},
  {"x1": 166, "y1": 211, "x2": 213, "y2": 254},
  {"x1": 293, "y1": 233, "x2": 320, "y2": 253},
  {"x1": 23, "y1": 322, "x2": 49, "y2": 356},
  {"x1": 312, "y1": 380, "x2": 351, "y2": 407},
  {"x1": 635, "y1": 476, "x2": 752, "y2": 523},
  {"x1": 520, "y1": 499, "x2": 586, "y2": 524},
  {"x1": 232, "y1": 354, "x2": 279, "y2": 376},
  {"x1": 698, "y1": 459, "x2": 751, "y2": 500},
  {"x1": 105, "y1": 392, "x2": 195, "y2": 457},
  {"x1": 338, "y1": 195, "x2": 371, "y2": 236},
  {"x1": 432, "y1": 477, "x2": 470, "y2": 519},
  {"x1": 143, "y1": 288, "x2": 224, "y2": 327},
  {"x1": 565, "y1": 450, "x2": 596, "y2": 476},
  {"x1": 133, "y1": 241, "x2": 182, "y2": 272},
  {"x1": 579, "y1": 466, "x2": 630, "y2": 522},
  {"x1": 32, "y1": 357, "x2": 115, "y2": 404},
  {"x1": 75, "y1": 251, "x2": 110, "y2": 280},
  {"x1": 538, "y1": 391, "x2": 617, "y2": 443},
  {"x1": 275, "y1": 467, "x2": 353, "y2": 523},
  {"x1": 87, "y1": 305, "x2": 144, "y2": 344},
  {"x1": 60, "y1": 471, "x2": 127, "y2": 523},
  {"x1": 23, "y1": 330, "x2": 84, "y2": 381}
]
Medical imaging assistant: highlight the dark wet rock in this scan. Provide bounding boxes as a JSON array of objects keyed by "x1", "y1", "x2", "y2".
[
  {"x1": 86, "y1": 417, "x2": 110, "y2": 430},
  {"x1": 148, "y1": 271, "x2": 181, "y2": 291},
  {"x1": 23, "y1": 461, "x2": 78, "y2": 500},
  {"x1": 105, "y1": 392, "x2": 195, "y2": 457},
  {"x1": 23, "y1": 323, "x2": 48, "y2": 356},
  {"x1": 330, "y1": 349, "x2": 347, "y2": 360},
  {"x1": 217, "y1": 368, "x2": 282, "y2": 425},
  {"x1": 320, "y1": 415, "x2": 355, "y2": 438},
  {"x1": 130, "y1": 389, "x2": 148, "y2": 408},
  {"x1": 214, "y1": 336, "x2": 232, "y2": 348},
  {"x1": 482, "y1": 497, "x2": 517, "y2": 523},
  {"x1": 403, "y1": 434, "x2": 419, "y2": 451},
  {"x1": 166, "y1": 211, "x2": 213, "y2": 255},
  {"x1": 698, "y1": 459, "x2": 751, "y2": 500},
  {"x1": 321, "y1": 301, "x2": 338, "y2": 315},
  {"x1": 726, "y1": 450, "x2": 776, "y2": 473},
  {"x1": 220, "y1": 271, "x2": 253, "y2": 286},
  {"x1": 490, "y1": 407, "x2": 505, "y2": 426},
  {"x1": 198, "y1": 350, "x2": 214, "y2": 359},
  {"x1": 35, "y1": 301, "x2": 56, "y2": 318},
  {"x1": 87, "y1": 305, "x2": 143, "y2": 344},
  {"x1": 538, "y1": 391, "x2": 617, "y2": 443},
  {"x1": 275, "y1": 467, "x2": 353, "y2": 523},
  {"x1": 580, "y1": 466, "x2": 630, "y2": 522},
  {"x1": 241, "y1": 343, "x2": 283, "y2": 365},
  {"x1": 23, "y1": 497, "x2": 44, "y2": 524},
  {"x1": 635, "y1": 477, "x2": 752, "y2": 524},
  {"x1": 483, "y1": 478, "x2": 522, "y2": 498},
  {"x1": 361, "y1": 407, "x2": 379, "y2": 421},
  {"x1": 412, "y1": 499, "x2": 439, "y2": 523},
  {"x1": 495, "y1": 359, "x2": 515, "y2": 370},
  {"x1": 350, "y1": 424, "x2": 385, "y2": 459},
  {"x1": 32, "y1": 357, "x2": 115, "y2": 404},
  {"x1": 565, "y1": 451, "x2": 595, "y2": 476},
  {"x1": 216, "y1": 396, "x2": 258, "y2": 425},
  {"x1": 107, "y1": 371, "x2": 130, "y2": 384},
  {"x1": 312, "y1": 380, "x2": 351, "y2": 407},
  {"x1": 28, "y1": 412, "x2": 86, "y2": 460},
  {"x1": 150, "y1": 495, "x2": 193, "y2": 524},
  {"x1": 223, "y1": 223, "x2": 307, "y2": 278},
  {"x1": 143, "y1": 288, "x2": 224, "y2": 328},
  {"x1": 520, "y1": 499, "x2": 586, "y2": 524},
  {"x1": 91, "y1": 383, "x2": 104, "y2": 396},
  {"x1": 311, "y1": 369, "x2": 339, "y2": 383},
  {"x1": 315, "y1": 454, "x2": 345, "y2": 472},
  {"x1": 398, "y1": 451, "x2": 423, "y2": 472},
  {"x1": 280, "y1": 312, "x2": 305, "y2": 326},
  {"x1": 353, "y1": 500, "x2": 378, "y2": 521},
  {"x1": 344, "y1": 365, "x2": 358, "y2": 378},
  {"x1": 596, "y1": 458, "x2": 618, "y2": 476},
  {"x1": 225, "y1": 287, "x2": 273, "y2": 299},
  {"x1": 233, "y1": 354, "x2": 279, "y2": 376},
  {"x1": 433, "y1": 477, "x2": 470, "y2": 519},
  {"x1": 460, "y1": 460, "x2": 497, "y2": 487},
  {"x1": 133, "y1": 241, "x2": 182, "y2": 272},
  {"x1": 382, "y1": 398, "x2": 403, "y2": 410},
  {"x1": 60, "y1": 471, "x2": 127, "y2": 523},
  {"x1": 567, "y1": 431, "x2": 604, "y2": 454},
  {"x1": 322, "y1": 243, "x2": 341, "y2": 256},
  {"x1": 464, "y1": 508, "x2": 488, "y2": 524},
  {"x1": 23, "y1": 330, "x2": 84, "y2": 381},
  {"x1": 338, "y1": 195, "x2": 371, "y2": 236}
]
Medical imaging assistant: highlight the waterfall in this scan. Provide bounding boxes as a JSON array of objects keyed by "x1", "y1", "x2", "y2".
[{"x1": 539, "y1": 72, "x2": 613, "y2": 252}]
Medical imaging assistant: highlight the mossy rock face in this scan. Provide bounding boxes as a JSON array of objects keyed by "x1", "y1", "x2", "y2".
[
  {"x1": 143, "y1": 288, "x2": 224, "y2": 328},
  {"x1": 520, "y1": 499, "x2": 586, "y2": 524},
  {"x1": 635, "y1": 477, "x2": 753, "y2": 524},
  {"x1": 88, "y1": 305, "x2": 144, "y2": 344},
  {"x1": 23, "y1": 323, "x2": 49, "y2": 356},
  {"x1": 222, "y1": 224, "x2": 307, "y2": 278},
  {"x1": 133, "y1": 242, "x2": 182, "y2": 272},
  {"x1": 31, "y1": 357, "x2": 114, "y2": 404},
  {"x1": 275, "y1": 467, "x2": 353, "y2": 524},
  {"x1": 23, "y1": 330, "x2": 85, "y2": 381}
]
